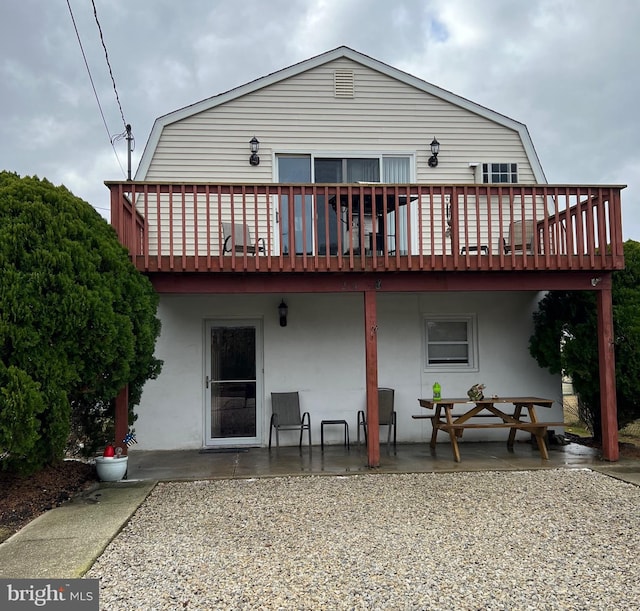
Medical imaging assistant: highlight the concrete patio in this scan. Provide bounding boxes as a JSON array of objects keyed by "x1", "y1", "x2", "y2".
[{"x1": 124, "y1": 440, "x2": 640, "y2": 484}]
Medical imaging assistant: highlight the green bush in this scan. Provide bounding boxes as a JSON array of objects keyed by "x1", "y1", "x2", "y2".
[
  {"x1": 0, "y1": 363, "x2": 45, "y2": 473},
  {"x1": 0, "y1": 172, "x2": 162, "y2": 472},
  {"x1": 529, "y1": 240, "x2": 640, "y2": 440}
]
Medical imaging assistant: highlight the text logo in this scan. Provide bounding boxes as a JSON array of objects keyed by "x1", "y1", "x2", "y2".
[{"x1": 1, "y1": 579, "x2": 99, "y2": 609}]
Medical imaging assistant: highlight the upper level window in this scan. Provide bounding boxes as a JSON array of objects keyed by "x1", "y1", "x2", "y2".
[{"x1": 482, "y1": 163, "x2": 517, "y2": 184}]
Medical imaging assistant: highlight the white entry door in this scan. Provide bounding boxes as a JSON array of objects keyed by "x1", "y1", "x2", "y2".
[{"x1": 204, "y1": 320, "x2": 263, "y2": 446}]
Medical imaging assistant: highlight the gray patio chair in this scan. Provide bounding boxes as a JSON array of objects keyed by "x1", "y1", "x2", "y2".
[
  {"x1": 357, "y1": 387, "x2": 397, "y2": 452},
  {"x1": 222, "y1": 222, "x2": 266, "y2": 255},
  {"x1": 504, "y1": 219, "x2": 535, "y2": 254},
  {"x1": 269, "y1": 392, "x2": 311, "y2": 449}
]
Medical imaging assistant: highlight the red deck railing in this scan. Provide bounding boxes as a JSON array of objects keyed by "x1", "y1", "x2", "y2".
[{"x1": 107, "y1": 182, "x2": 624, "y2": 273}]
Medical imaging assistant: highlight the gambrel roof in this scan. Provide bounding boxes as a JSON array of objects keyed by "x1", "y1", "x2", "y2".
[{"x1": 136, "y1": 46, "x2": 546, "y2": 182}]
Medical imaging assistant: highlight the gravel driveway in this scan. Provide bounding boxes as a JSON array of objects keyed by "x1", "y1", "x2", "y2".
[{"x1": 87, "y1": 469, "x2": 639, "y2": 610}]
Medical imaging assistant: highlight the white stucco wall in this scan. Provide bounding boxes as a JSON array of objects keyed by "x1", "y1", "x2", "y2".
[{"x1": 132, "y1": 291, "x2": 561, "y2": 450}]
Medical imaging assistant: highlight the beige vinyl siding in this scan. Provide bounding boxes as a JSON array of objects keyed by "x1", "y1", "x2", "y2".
[
  {"x1": 141, "y1": 58, "x2": 537, "y2": 255},
  {"x1": 135, "y1": 192, "x2": 272, "y2": 257},
  {"x1": 145, "y1": 58, "x2": 535, "y2": 184}
]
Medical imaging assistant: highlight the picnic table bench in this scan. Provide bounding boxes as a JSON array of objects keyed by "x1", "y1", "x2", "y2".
[{"x1": 413, "y1": 397, "x2": 565, "y2": 462}]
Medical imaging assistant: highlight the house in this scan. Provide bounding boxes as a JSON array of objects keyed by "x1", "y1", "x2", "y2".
[{"x1": 108, "y1": 47, "x2": 624, "y2": 465}]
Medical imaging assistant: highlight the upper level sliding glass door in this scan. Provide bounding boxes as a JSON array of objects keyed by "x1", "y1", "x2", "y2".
[{"x1": 276, "y1": 154, "x2": 412, "y2": 256}]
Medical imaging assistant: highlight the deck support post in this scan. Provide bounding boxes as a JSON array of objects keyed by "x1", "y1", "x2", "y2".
[
  {"x1": 597, "y1": 282, "x2": 619, "y2": 461},
  {"x1": 110, "y1": 184, "x2": 122, "y2": 242},
  {"x1": 364, "y1": 289, "x2": 380, "y2": 467},
  {"x1": 115, "y1": 385, "x2": 129, "y2": 456}
]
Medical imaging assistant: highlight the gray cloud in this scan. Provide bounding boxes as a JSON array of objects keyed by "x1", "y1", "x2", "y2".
[{"x1": 1, "y1": 0, "x2": 638, "y2": 237}]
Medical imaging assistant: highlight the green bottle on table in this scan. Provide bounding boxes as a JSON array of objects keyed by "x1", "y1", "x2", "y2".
[{"x1": 433, "y1": 382, "x2": 441, "y2": 401}]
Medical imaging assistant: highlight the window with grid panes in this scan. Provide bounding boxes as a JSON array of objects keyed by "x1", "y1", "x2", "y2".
[{"x1": 482, "y1": 163, "x2": 518, "y2": 183}]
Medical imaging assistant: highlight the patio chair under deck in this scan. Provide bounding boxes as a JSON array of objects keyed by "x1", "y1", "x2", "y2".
[
  {"x1": 269, "y1": 392, "x2": 311, "y2": 449},
  {"x1": 357, "y1": 387, "x2": 397, "y2": 452}
]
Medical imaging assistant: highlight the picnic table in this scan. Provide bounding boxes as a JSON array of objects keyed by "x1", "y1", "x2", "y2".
[{"x1": 413, "y1": 397, "x2": 564, "y2": 462}]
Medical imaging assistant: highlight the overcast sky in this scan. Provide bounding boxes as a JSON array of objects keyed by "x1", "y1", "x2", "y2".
[{"x1": 1, "y1": 0, "x2": 638, "y2": 239}]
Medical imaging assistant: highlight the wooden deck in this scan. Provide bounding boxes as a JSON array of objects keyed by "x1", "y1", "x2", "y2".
[{"x1": 108, "y1": 182, "x2": 625, "y2": 275}]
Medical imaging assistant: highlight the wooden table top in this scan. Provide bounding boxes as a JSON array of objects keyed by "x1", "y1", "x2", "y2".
[{"x1": 418, "y1": 397, "x2": 554, "y2": 409}]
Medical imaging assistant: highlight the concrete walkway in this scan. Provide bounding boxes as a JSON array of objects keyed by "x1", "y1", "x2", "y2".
[
  {"x1": 0, "y1": 442, "x2": 638, "y2": 579},
  {"x1": 0, "y1": 481, "x2": 155, "y2": 579}
]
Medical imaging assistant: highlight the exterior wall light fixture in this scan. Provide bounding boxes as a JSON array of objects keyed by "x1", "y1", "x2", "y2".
[
  {"x1": 278, "y1": 300, "x2": 288, "y2": 327},
  {"x1": 428, "y1": 137, "x2": 440, "y2": 168},
  {"x1": 249, "y1": 136, "x2": 260, "y2": 166}
]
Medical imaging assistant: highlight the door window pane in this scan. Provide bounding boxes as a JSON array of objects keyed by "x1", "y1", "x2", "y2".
[
  {"x1": 211, "y1": 382, "x2": 256, "y2": 438},
  {"x1": 276, "y1": 194, "x2": 314, "y2": 255},
  {"x1": 277, "y1": 156, "x2": 313, "y2": 255},
  {"x1": 315, "y1": 158, "x2": 342, "y2": 182},
  {"x1": 211, "y1": 327, "x2": 255, "y2": 380},
  {"x1": 210, "y1": 326, "x2": 257, "y2": 439},
  {"x1": 314, "y1": 158, "x2": 381, "y2": 183},
  {"x1": 346, "y1": 158, "x2": 379, "y2": 182},
  {"x1": 383, "y1": 157, "x2": 411, "y2": 182},
  {"x1": 278, "y1": 156, "x2": 311, "y2": 182}
]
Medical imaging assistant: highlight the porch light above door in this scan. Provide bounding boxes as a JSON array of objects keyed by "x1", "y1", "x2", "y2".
[
  {"x1": 278, "y1": 300, "x2": 288, "y2": 327},
  {"x1": 428, "y1": 137, "x2": 440, "y2": 168},
  {"x1": 249, "y1": 137, "x2": 260, "y2": 166}
]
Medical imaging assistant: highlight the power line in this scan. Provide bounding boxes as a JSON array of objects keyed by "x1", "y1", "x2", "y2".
[
  {"x1": 91, "y1": 0, "x2": 135, "y2": 179},
  {"x1": 91, "y1": 0, "x2": 127, "y2": 131},
  {"x1": 66, "y1": 0, "x2": 126, "y2": 178}
]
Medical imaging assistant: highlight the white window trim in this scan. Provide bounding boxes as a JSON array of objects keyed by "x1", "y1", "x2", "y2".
[
  {"x1": 423, "y1": 313, "x2": 479, "y2": 372},
  {"x1": 482, "y1": 162, "x2": 518, "y2": 184}
]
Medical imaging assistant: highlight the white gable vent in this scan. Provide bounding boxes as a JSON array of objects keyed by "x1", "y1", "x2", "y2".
[{"x1": 334, "y1": 70, "x2": 354, "y2": 98}]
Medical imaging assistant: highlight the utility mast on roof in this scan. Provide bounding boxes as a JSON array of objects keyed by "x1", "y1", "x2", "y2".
[{"x1": 126, "y1": 124, "x2": 133, "y2": 181}]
